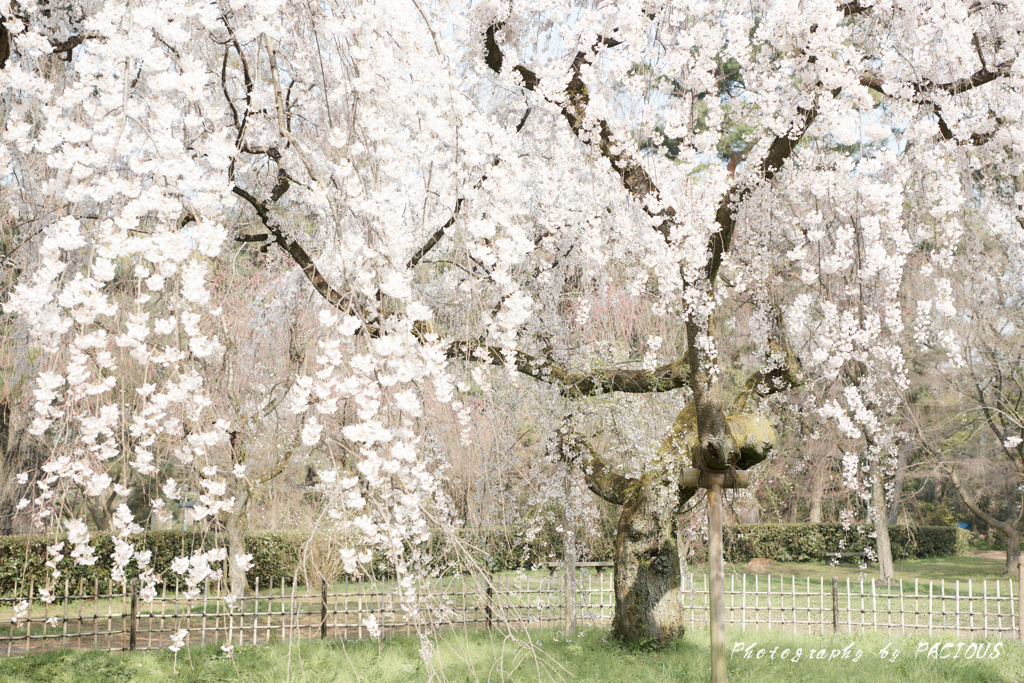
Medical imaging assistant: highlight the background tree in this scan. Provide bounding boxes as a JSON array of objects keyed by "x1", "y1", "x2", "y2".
[{"x1": 904, "y1": 204, "x2": 1024, "y2": 575}]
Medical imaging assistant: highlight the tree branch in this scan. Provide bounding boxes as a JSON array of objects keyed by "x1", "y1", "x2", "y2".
[
  {"x1": 231, "y1": 185, "x2": 350, "y2": 311},
  {"x1": 708, "y1": 100, "x2": 823, "y2": 284},
  {"x1": 483, "y1": 21, "x2": 823, "y2": 288},
  {"x1": 263, "y1": 33, "x2": 342, "y2": 221},
  {"x1": 947, "y1": 466, "x2": 1018, "y2": 533},
  {"x1": 861, "y1": 60, "x2": 1013, "y2": 146},
  {"x1": 735, "y1": 302, "x2": 804, "y2": 412},
  {"x1": 443, "y1": 340, "x2": 690, "y2": 397},
  {"x1": 408, "y1": 198, "x2": 463, "y2": 269},
  {"x1": 839, "y1": 0, "x2": 872, "y2": 16},
  {"x1": 559, "y1": 428, "x2": 632, "y2": 506}
]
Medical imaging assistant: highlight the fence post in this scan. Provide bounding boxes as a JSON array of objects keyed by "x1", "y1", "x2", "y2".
[
  {"x1": 486, "y1": 572, "x2": 494, "y2": 631},
  {"x1": 832, "y1": 577, "x2": 838, "y2": 633},
  {"x1": 129, "y1": 578, "x2": 138, "y2": 651},
  {"x1": 1018, "y1": 562, "x2": 1023, "y2": 644},
  {"x1": 321, "y1": 579, "x2": 328, "y2": 640}
]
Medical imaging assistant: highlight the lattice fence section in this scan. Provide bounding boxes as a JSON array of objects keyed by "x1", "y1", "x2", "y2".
[
  {"x1": 681, "y1": 573, "x2": 1020, "y2": 638},
  {"x1": 0, "y1": 569, "x2": 1017, "y2": 656},
  {"x1": 0, "y1": 569, "x2": 618, "y2": 655}
]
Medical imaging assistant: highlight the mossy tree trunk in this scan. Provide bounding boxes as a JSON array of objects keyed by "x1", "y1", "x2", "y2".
[
  {"x1": 564, "y1": 404, "x2": 785, "y2": 645},
  {"x1": 611, "y1": 475, "x2": 689, "y2": 643}
]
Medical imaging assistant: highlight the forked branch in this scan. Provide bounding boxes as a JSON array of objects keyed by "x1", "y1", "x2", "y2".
[{"x1": 557, "y1": 424, "x2": 632, "y2": 506}]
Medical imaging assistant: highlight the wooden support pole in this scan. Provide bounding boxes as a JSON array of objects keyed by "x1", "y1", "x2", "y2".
[
  {"x1": 1018, "y1": 562, "x2": 1023, "y2": 644},
  {"x1": 564, "y1": 462, "x2": 576, "y2": 639},
  {"x1": 708, "y1": 481, "x2": 726, "y2": 683},
  {"x1": 485, "y1": 573, "x2": 494, "y2": 631},
  {"x1": 129, "y1": 578, "x2": 138, "y2": 652},
  {"x1": 832, "y1": 577, "x2": 839, "y2": 633},
  {"x1": 680, "y1": 468, "x2": 747, "y2": 683},
  {"x1": 321, "y1": 579, "x2": 328, "y2": 640},
  {"x1": 680, "y1": 470, "x2": 749, "y2": 488}
]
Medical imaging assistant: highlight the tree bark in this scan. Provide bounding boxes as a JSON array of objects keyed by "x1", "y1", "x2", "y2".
[
  {"x1": 869, "y1": 456, "x2": 895, "y2": 581},
  {"x1": 226, "y1": 487, "x2": 250, "y2": 597},
  {"x1": 1005, "y1": 527, "x2": 1021, "y2": 578},
  {"x1": 786, "y1": 500, "x2": 800, "y2": 523},
  {"x1": 809, "y1": 464, "x2": 826, "y2": 524},
  {"x1": 611, "y1": 475, "x2": 690, "y2": 643},
  {"x1": 571, "y1": 408, "x2": 776, "y2": 645},
  {"x1": 887, "y1": 444, "x2": 910, "y2": 525}
]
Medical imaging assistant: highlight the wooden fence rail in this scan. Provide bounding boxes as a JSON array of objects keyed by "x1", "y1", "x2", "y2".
[
  {"x1": 0, "y1": 568, "x2": 1018, "y2": 657},
  {"x1": 681, "y1": 573, "x2": 1020, "y2": 639}
]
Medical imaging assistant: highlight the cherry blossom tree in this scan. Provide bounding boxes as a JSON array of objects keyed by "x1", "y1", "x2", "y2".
[
  {"x1": 904, "y1": 199, "x2": 1024, "y2": 576},
  {"x1": 2, "y1": 0, "x2": 1023, "y2": 647}
]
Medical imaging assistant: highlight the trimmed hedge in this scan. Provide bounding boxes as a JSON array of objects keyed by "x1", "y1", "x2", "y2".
[
  {"x1": 0, "y1": 528, "x2": 541, "y2": 593},
  {"x1": 721, "y1": 524, "x2": 971, "y2": 564},
  {"x1": 0, "y1": 531, "x2": 304, "y2": 594},
  {"x1": 460, "y1": 524, "x2": 969, "y2": 570},
  {"x1": 0, "y1": 523, "x2": 970, "y2": 593}
]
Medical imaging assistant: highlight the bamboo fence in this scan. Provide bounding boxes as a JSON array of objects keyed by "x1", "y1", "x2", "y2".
[
  {"x1": 681, "y1": 572, "x2": 1021, "y2": 639},
  {"x1": 0, "y1": 566, "x2": 1018, "y2": 657}
]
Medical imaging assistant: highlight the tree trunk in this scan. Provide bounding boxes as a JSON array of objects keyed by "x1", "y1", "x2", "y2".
[
  {"x1": 1001, "y1": 495, "x2": 1021, "y2": 577},
  {"x1": 612, "y1": 475, "x2": 686, "y2": 644},
  {"x1": 870, "y1": 456, "x2": 895, "y2": 581},
  {"x1": 0, "y1": 403, "x2": 47, "y2": 536},
  {"x1": 887, "y1": 444, "x2": 910, "y2": 525},
  {"x1": 786, "y1": 499, "x2": 799, "y2": 523},
  {"x1": 0, "y1": 402, "x2": 11, "y2": 536},
  {"x1": 1005, "y1": 527, "x2": 1021, "y2": 577},
  {"x1": 808, "y1": 465, "x2": 826, "y2": 524},
  {"x1": 226, "y1": 487, "x2": 250, "y2": 598}
]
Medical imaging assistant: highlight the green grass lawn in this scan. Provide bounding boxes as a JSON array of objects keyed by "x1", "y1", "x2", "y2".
[{"x1": 0, "y1": 626, "x2": 1019, "y2": 682}]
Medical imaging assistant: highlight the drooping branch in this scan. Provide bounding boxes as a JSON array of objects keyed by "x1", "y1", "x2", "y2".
[
  {"x1": 220, "y1": 15, "x2": 255, "y2": 178},
  {"x1": 734, "y1": 302, "x2": 804, "y2": 412},
  {"x1": 406, "y1": 153, "x2": 517, "y2": 272},
  {"x1": 264, "y1": 33, "x2": 343, "y2": 223},
  {"x1": 408, "y1": 198, "x2": 463, "y2": 269}
]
